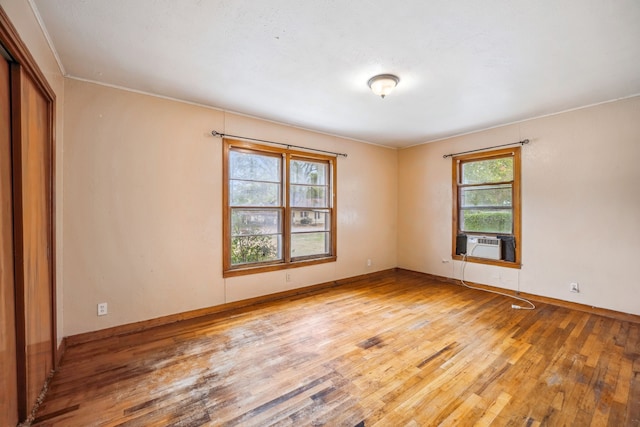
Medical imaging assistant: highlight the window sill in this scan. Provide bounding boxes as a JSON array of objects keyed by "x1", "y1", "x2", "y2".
[
  {"x1": 223, "y1": 256, "x2": 337, "y2": 278},
  {"x1": 451, "y1": 254, "x2": 521, "y2": 269}
]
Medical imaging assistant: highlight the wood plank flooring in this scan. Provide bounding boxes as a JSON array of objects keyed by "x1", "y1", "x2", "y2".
[{"x1": 32, "y1": 270, "x2": 640, "y2": 426}]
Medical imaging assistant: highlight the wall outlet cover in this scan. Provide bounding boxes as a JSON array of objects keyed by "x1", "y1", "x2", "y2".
[{"x1": 97, "y1": 302, "x2": 108, "y2": 316}]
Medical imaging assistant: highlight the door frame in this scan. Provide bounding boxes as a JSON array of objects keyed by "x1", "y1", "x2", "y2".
[{"x1": 0, "y1": 5, "x2": 57, "y2": 421}]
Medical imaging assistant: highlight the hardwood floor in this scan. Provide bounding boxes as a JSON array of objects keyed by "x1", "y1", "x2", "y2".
[{"x1": 32, "y1": 270, "x2": 640, "y2": 426}]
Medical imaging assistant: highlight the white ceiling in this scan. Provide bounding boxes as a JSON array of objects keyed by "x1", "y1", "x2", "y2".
[{"x1": 31, "y1": 0, "x2": 640, "y2": 148}]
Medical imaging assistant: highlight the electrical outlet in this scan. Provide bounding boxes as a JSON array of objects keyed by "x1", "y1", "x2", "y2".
[
  {"x1": 286, "y1": 273, "x2": 291, "y2": 282},
  {"x1": 367, "y1": 259, "x2": 372, "y2": 267},
  {"x1": 97, "y1": 302, "x2": 108, "y2": 316},
  {"x1": 569, "y1": 282, "x2": 579, "y2": 293},
  {"x1": 441, "y1": 258, "x2": 450, "y2": 263}
]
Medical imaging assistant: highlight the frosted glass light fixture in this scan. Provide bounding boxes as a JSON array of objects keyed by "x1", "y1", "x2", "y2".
[{"x1": 367, "y1": 74, "x2": 399, "y2": 98}]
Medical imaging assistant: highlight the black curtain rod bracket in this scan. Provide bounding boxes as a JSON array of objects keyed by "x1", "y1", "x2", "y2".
[
  {"x1": 211, "y1": 130, "x2": 348, "y2": 158},
  {"x1": 443, "y1": 139, "x2": 529, "y2": 159}
]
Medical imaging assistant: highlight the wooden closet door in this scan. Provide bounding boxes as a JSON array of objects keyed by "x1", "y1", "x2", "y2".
[
  {"x1": 0, "y1": 54, "x2": 19, "y2": 427},
  {"x1": 12, "y1": 64, "x2": 55, "y2": 417}
]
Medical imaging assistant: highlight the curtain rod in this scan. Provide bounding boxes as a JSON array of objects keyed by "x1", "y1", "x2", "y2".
[
  {"x1": 211, "y1": 131, "x2": 348, "y2": 158},
  {"x1": 443, "y1": 139, "x2": 529, "y2": 159}
]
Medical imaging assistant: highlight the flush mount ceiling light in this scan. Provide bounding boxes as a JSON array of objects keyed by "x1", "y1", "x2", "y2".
[{"x1": 367, "y1": 74, "x2": 400, "y2": 98}]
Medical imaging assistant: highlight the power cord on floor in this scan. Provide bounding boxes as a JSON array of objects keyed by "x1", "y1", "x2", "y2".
[{"x1": 460, "y1": 253, "x2": 535, "y2": 310}]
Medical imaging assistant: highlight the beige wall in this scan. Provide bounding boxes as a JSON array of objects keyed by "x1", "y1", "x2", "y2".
[
  {"x1": 398, "y1": 96, "x2": 640, "y2": 315},
  {"x1": 1, "y1": 0, "x2": 65, "y2": 343},
  {"x1": 62, "y1": 79, "x2": 398, "y2": 336}
]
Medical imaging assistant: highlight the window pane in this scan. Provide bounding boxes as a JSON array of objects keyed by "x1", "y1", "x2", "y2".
[
  {"x1": 231, "y1": 235, "x2": 282, "y2": 265},
  {"x1": 461, "y1": 209, "x2": 512, "y2": 234},
  {"x1": 290, "y1": 160, "x2": 327, "y2": 185},
  {"x1": 291, "y1": 210, "x2": 330, "y2": 232},
  {"x1": 230, "y1": 181, "x2": 281, "y2": 206},
  {"x1": 290, "y1": 185, "x2": 327, "y2": 207},
  {"x1": 231, "y1": 209, "x2": 281, "y2": 235},
  {"x1": 230, "y1": 150, "x2": 280, "y2": 182},
  {"x1": 461, "y1": 184, "x2": 512, "y2": 208},
  {"x1": 462, "y1": 157, "x2": 513, "y2": 184},
  {"x1": 231, "y1": 209, "x2": 282, "y2": 265},
  {"x1": 291, "y1": 232, "x2": 330, "y2": 258}
]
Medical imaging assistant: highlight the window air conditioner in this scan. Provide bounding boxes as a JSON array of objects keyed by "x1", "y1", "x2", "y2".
[{"x1": 466, "y1": 236, "x2": 502, "y2": 260}]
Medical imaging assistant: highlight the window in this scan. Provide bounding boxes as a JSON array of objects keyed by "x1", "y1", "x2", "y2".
[
  {"x1": 452, "y1": 147, "x2": 521, "y2": 267},
  {"x1": 223, "y1": 140, "x2": 336, "y2": 276}
]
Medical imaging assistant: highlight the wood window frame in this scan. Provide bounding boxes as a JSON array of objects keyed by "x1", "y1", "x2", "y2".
[
  {"x1": 452, "y1": 146, "x2": 521, "y2": 268},
  {"x1": 223, "y1": 139, "x2": 337, "y2": 277}
]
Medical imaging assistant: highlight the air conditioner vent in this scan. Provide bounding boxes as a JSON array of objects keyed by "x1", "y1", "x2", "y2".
[{"x1": 478, "y1": 238, "x2": 499, "y2": 246}]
